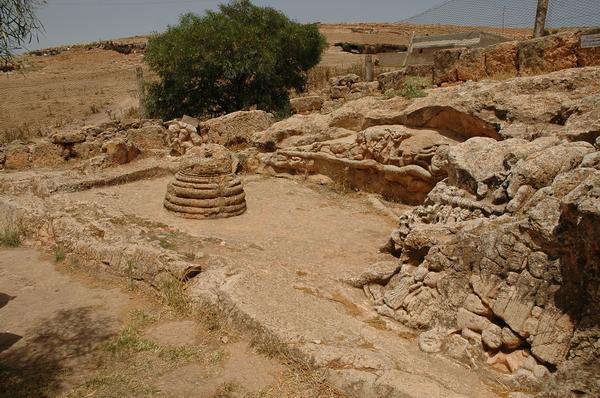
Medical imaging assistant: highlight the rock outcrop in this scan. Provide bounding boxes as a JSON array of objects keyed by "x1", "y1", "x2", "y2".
[
  {"x1": 354, "y1": 136, "x2": 599, "y2": 396},
  {"x1": 403, "y1": 67, "x2": 600, "y2": 144},
  {"x1": 198, "y1": 110, "x2": 275, "y2": 147},
  {"x1": 258, "y1": 125, "x2": 456, "y2": 204},
  {"x1": 249, "y1": 67, "x2": 600, "y2": 210},
  {"x1": 167, "y1": 111, "x2": 275, "y2": 153},
  {"x1": 0, "y1": 119, "x2": 167, "y2": 170}
]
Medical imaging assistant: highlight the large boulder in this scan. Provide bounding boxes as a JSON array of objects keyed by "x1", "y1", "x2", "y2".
[
  {"x1": 329, "y1": 96, "x2": 409, "y2": 132},
  {"x1": 50, "y1": 131, "x2": 86, "y2": 145},
  {"x1": 562, "y1": 94, "x2": 600, "y2": 142},
  {"x1": 455, "y1": 48, "x2": 486, "y2": 82},
  {"x1": 31, "y1": 142, "x2": 65, "y2": 168},
  {"x1": 378, "y1": 69, "x2": 406, "y2": 92},
  {"x1": 199, "y1": 110, "x2": 275, "y2": 147},
  {"x1": 330, "y1": 85, "x2": 351, "y2": 100},
  {"x1": 484, "y1": 41, "x2": 518, "y2": 79},
  {"x1": 399, "y1": 67, "x2": 600, "y2": 143},
  {"x1": 443, "y1": 137, "x2": 559, "y2": 197},
  {"x1": 433, "y1": 48, "x2": 462, "y2": 85},
  {"x1": 290, "y1": 96, "x2": 324, "y2": 114},
  {"x1": 126, "y1": 125, "x2": 168, "y2": 151},
  {"x1": 252, "y1": 113, "x2": 331, "y2": 152},
  {"x1": 357, "y1": 125, "x2": 456, "y2": 170},
  {"x1": 517, "y1": 34, "x2": 578, "y2": 76},
  {"x1": 506, "y1": 141, "x2": 595, "y2": 197},
  {"x1": 329, "y1": 74, "x2": 361, "y2": 87},
  {"x1": 4, "y1": 143, "x2": 31, "y2": 170},
  {"x1": 257, "y1": 125, "x2": 455, "y2": 204},
  {"x1": 72, "y1": 141, "x2": 103, "y2": 160},
  {"x1": 102, "y1": 138, "x2": 140, "y2": 165}
]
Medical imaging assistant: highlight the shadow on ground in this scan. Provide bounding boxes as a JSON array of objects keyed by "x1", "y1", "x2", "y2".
[
  {"x1": 0, "y1": 293, "x2": 21, "y2": 353},
  {"x1": 0, "y1": 306, "x2": 114, "y2": 398},
  {"x1": 0, "y1": 293, "x2": 15, "y2": 310}
]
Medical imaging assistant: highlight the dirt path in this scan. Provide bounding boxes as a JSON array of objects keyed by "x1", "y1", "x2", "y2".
[{"x1": 0, "y1": 248, "x2": 337, "y2": 397}]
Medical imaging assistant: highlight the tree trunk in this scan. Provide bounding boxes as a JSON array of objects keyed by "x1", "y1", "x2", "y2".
[{"x1": 136, "y1": 67, "x2": 147, "y2": 118}]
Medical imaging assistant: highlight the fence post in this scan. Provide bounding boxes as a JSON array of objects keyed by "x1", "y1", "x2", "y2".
[
  {"x1": 365, "y1": 55, "x2": 374, "y2": 82},
  {"x1": 136, "y1": 66, "x2": 147, "y2": 118},
  {"x1": 533, "y1": 0, "x2": 549, "y2": 38},
  {"x1": 403, "y1": 31, "x2": 416, "y2": 67}
]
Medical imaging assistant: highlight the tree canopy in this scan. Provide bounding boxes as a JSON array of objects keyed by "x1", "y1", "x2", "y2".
[
  {"x1": 145, "y1": 0, "x2": 327, "y2": 119},
  {"x1": 0, "y1": 0, "x2": 44, "y2": 66}
]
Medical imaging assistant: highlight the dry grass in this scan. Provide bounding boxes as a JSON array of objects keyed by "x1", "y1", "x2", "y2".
[
  {"x1": 0, "y1": 228, "x2": 21, "y2": 248},
  {"x1": 383, "y1": 75, "x2": 432, "y2": 100},
  {"x1": 60, "y1": 309, "x2": 217, "y2": 398},
  {"x1": 158, "y1": 276, "x2": 192, "y2": 315},
  {"x1": 40, "y1": 248, "x2": 348, "y2": 398},
  {"x1": 122, "y1": 106, "x2": 140, "y2": 119},
  {"x1": 1, "y1": 124, "x2": 51, "y2": 144},
  {"x1": 54, "y1": 245, "x2": 65, "y2": 263},
  {"x1": 0, "y1": 213, "x2": 24, "y2": 248}
]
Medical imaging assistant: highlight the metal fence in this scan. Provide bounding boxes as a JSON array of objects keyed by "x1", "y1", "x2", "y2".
[{"x1": 401, "y1": 0, "x2": 600, "y2": 29}]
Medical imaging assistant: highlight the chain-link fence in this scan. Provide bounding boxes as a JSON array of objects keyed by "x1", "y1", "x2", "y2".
[{"x1": 401, "y1": 0, "x2": 600, "y2": 29}]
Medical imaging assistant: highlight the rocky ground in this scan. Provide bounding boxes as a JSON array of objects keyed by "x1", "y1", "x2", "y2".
[{"x1": 1, "y1": 26, "x2": 599, "y2": 398}]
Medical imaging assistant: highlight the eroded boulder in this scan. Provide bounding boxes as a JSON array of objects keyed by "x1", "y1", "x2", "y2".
[
  {"x1": 200, "y1": 110, "x2": 275, "y2": 147},
  {"x1": 290, "y1": 96, "x2": 324, "y2": 114},
  {"x1": 102, "y1": 138, "x2": 140, "y2": 165}
]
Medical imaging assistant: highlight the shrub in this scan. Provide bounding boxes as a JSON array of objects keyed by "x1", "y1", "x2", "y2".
[
  {"x1": 383, "y1": 75, "x2": 431, "y2": 100},
  {"x1": 0, "y1": 229, "x2": 20, "y2": 247},
  {"x1": 0, "y1": 215, "x2": 23, "y2": 248},
  {"x1": 145, "y1": 0, "x2": 327, "y2": 120}
]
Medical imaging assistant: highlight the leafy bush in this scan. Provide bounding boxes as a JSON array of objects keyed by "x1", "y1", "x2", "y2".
[{"x1": 145, "y1": 0, "x2": 327, "y2": 120}]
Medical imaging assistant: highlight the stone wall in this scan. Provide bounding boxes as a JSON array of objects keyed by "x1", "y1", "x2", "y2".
[
  {"x1": 433, "y1": 29, "x2": 600, "y2": 85},
  {"x1": 0, "y1": 120, "x2": 167, "y2": 171}
]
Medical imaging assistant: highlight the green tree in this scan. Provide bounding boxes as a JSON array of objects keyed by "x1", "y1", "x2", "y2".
[
  {"x1": 0, "y1": 0, "x2": 45, "y2": 66},
  {"x1": 145, "y1": 0, "x2": 327, "y2": 119}
]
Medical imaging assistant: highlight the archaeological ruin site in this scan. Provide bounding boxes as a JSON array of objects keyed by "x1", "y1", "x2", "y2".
[{"x1": 0, "y1": 1, "x2": 599, "y2": 397}]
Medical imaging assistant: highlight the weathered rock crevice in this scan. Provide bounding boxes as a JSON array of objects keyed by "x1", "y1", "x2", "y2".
[{"x1": 401, "y1": 106, "x2": 501, "y2": 141}]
